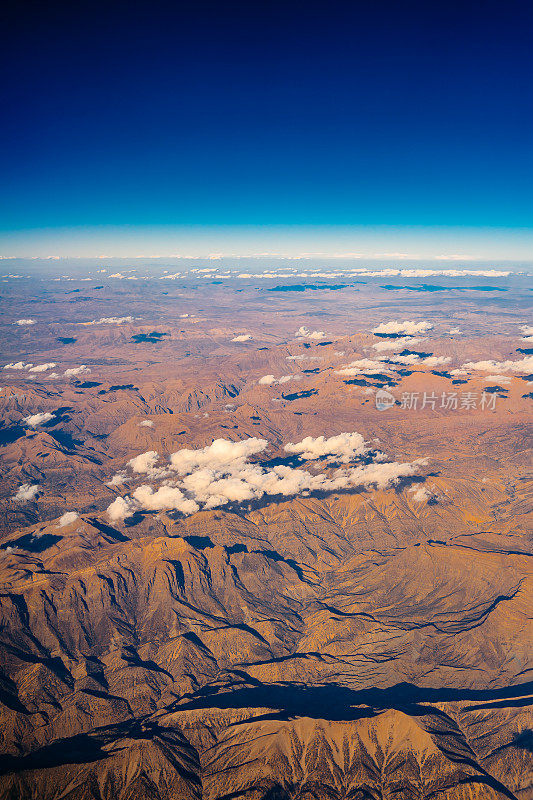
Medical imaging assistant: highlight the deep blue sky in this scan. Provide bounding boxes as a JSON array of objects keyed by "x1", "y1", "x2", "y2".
[{"x1": 2, "y1": 0, "x2": 533, "y2": 256}]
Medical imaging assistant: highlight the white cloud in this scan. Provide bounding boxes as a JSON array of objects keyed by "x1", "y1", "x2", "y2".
[
  {"x1": 231, "y1": 334, "x2": 252, "y2": 342},
  {"x1": 109, "y1": 272, "x2": 125, "y2": 278},
  {"x1": 284, "y1": 432, "x2": 368, "y2": 462},
  {"x1": 80, "y1": 316, "x2": 134, "y2": 325},
  {"x1": 170, "y1": 438, "x2": 267, "y2": 475},
  {"x1": 22, "y1": 412, "x2": 54, "y2": 426},
  {"x1": 386, "y1": 354, "x2": 451, "y2": 367},
  {"x1": 13, "y1": 483, "x2": 40, "y2": 502},
  {"x1": 106, "y1": 473, "x2": 126, "y2": 487},
  {"x1": 409, "y1": 485, "x2": 434, "y2": 503},
  {"x1": 336, "y1": 358, "x2": 391, "y2": 376},
  {"x1": 258, "y1": 374, "x2": 301, "y2": 385},
  {"x1": 3, "y1": 362, "x2": 33, "y2": 370},
  {"x1": 341, "y1": 353, "x2": 451, "y2": 371},
  {"x1": 131, "y1": 485, "x2": 199, "y2": 515},
  {"x1": 460, "y1": 356, "x2": 533, "y2": 374},
  {"x1": 105, "y1": 435, "x2": 426, "y2": 522},
  {"x1": 64, "y1": 365, "x2": 91, "y2": 377},
  {"x1": 295, "y1": 326, "x2": 326, "y2": 339},
  {"x1": 58, "y1": 511, "x2": 79, "y2": 527},
  {"x1": 107, "y1": 496, "x2": 136, "y2": 522},
  {"x1": 14, "y1": 319, "x2": 36, "y2": 326},
  {"x1": 28, "y1": 363, "x2": 56, "y2": 373},
  {"x1": 139, "y1": 420, "x2": 155, "y2": 427},
  {"x1": 128, "y1": 450, "x2": 161, "y2": 474},
  {"x1": 351, "y1": 268, "x2": 510, "y2": 277},
  {"x1": 420, "y1": 356, "x2": 451, "y2": 367},
  {"x1": 483, "y1": 375, "x2": 512, "y2": 383},
  {"x1": 371, "y1": 320, "x2": 433, "y2": 336},
  {"x1": 520, "y1": 325, "x2": 533, "y2": 337}
]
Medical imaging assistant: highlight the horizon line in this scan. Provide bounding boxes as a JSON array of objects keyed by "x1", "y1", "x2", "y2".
[{"x1": 2, "y1": 252, "x2": 532, "y2": 263}]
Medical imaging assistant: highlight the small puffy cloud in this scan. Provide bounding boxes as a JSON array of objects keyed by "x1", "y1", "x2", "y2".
[
  {"x1": 347, "y1": 459, "x2": 427, "y2": 489},
  {"x1": 58, "y1": 511, "x2": 79, "y2": 527},
  {"x1": 461, "y1": 356, "x2": 533, "y2": 374},
  {"x1": 483, "y1": 374, "x2": 512, "y2": 384},
  {"x1": 231, "y1": 334, "x2": 252, "y2": 342},
  {"x1": 22, "y1": 411, "x2": 54, "y2": 426},
  {"x1": 295, "y1": 326, "x2": 326, "y2": 339},
  {"x1": 109, "y1": 272, "x2": 125, "y2": 278},
  {"x1": 350, "y1": 268, "x2": 510, "y2": 277},
  {"x1": 4, "y1": 362, "x2": 33, "y2": 370},
  {"x1": 107, "y1": 496, "x2": 136, "y2": 522},
  {"x1": 409, "y1": 485, "x2": 434, "y2": 503},
  {"x1": 170, "y1": 437, "x2": 268, "y2": 475},
  {"x1": 258, "y1": 374, "x2": 301, "y2": 386},
  {"x1": 284, "y1": 432, "x2": 368, "y2": 462},
  {"x1": 385, "y1": 354, "x2": 451, "y2": 367},
  {"x1": 336, "y1": 358, "x2": 390, "y2": 376},
  {"x1": 13, "y1": 483, "x2": 40, "y2": 502},
  {"x1": 14, "y1": 319, "x2": 36, "y2": 326},
  {"x1": 64, "y1": 365, "x2": 91, "y2": 377},
  {"x1": 421, "y1": 356, "x2": 451, "y2": 367},
  {"x1": 448, "y1": 328, "x2": 462, "y2": 334},
  {"x1": 80, "y1": 316, "x2": 133, "y2": 325},
  {"x1": 106, "y1": 473, "x2": 126, "y2": 487},
  {"x1": 520, "y1": 325, "x2": 533, "y2": 337},
  {"x1": 28, "y1": 363, "x2": 56, "y2": 373},
  {"x1": 139, "y1": 420, "x2": 155, "y2": 427},
  {"x1": 131, "y1": 485, "x2": 199, "y2": 515},
  {"x1": 371, "y1": 320, "x2": 433, "y2": 336},
  {"x1": 128, "y1": 450, "x2": 160, "y2": 474}
]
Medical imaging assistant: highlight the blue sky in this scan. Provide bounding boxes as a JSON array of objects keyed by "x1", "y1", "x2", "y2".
[{"x1": 2, "y1": 1, "x2": 533, "y2": 258}]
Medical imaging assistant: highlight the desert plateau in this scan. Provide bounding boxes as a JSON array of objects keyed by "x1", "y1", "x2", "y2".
[{"x1": 0, "y1": 265, "x2": 531, "y2": 799}]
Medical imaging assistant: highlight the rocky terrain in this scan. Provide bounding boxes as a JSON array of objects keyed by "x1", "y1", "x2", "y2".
[{"x1": 0, "y1": 267, "x2": 531, "y2": 798}]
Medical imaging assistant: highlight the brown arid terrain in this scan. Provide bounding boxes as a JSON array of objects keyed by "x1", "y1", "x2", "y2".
[{"x1": 0, "y1": 264, "x2": 532, "y2": 799}]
